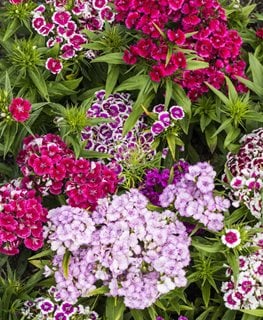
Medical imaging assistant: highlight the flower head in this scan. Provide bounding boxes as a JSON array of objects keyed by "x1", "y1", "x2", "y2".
[
  {"x1": 221, "y1": 229, "x2": 241, "y2": 248},
  {"x1": 8, "y1": 97, "x2": 31, "y2": 122}
]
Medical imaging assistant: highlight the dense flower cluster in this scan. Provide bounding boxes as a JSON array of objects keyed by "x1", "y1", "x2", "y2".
[
  {"x1": 160, "y1": 162, "x2": 230, "y2": 231},
  {"x1": 150, "y1": 104, "x2": 185, "y2": 136},
  {"x1": 0, "y1": 179, "x2": 47, "y2": 255},
  {"x1": 31, "y1": 0, "x2": 115, "y2": 73},
  {"x1": 17, "y1": 133, "x2": 75, "y2": 195},
  {"x1": 224, "y1": 128, "x2": 263, "y2": 218},
  {"x1": 17, "y1": 133, "x2": 118, "y2": 209},
  {"x1": 45, "y1": 190, "x2": 191, "y2": 309},
  {"x1": 116, "y1": 0, "x2": 246, "y2": 100},
  {"x1": 140, "y1": 160, "x2": 189, "y2": 205},
  {"x1": 8, "y1": 97, "x2": 32, "y2": 122},
  {"x1": 82, "y1": 90, "x2": 155, "y2": 171},
  {"x1": 221, "y1": 227, "x2": 263, "y2": 310},
  {"x1": 21, "y1": 286, "x2": 99, "y2": 319}
]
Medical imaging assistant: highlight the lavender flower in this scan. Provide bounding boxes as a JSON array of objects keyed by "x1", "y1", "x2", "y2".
[{"x1": 46, "y1": 190, "x2": 191, "y2": 309}]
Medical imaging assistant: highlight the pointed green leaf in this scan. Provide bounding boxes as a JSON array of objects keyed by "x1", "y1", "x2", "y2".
[
  {"x1": 166, "y1": 133, "x2": 176, "y2": 160},
  {"x1": 224, "y1": 127, "x2": 240, "y2": 148},
  {"x1": 201, "y1": 281, "x2": 211, "y2": 308},
  {"x1": 211, "y1": 118, "x2": 233, "y2": 138},
  {"x1": 249, "y1": 53, "x2": 263, "y2": 87},
  {"x1": 115, "y1": 75, "x2": 150, "y2": 92},
  {"x1": 105, "y1": 297, "x2": 125, "y2": 320},
  {"x1": 240, "y1": 309, "x2": 263, "y2": 317},
  {"x1": 3, "y1": 19, "x2": 20, "y2": 41},
  {"x1": 236, "y1": 76, "x2": 263, "y2": 97},
  {"x1": 105, "y1": 65, "x2": 120, "y2": 97},
  {"x1": 62, "y1": 250, "x2": 71, "y2": 279},
  {"x1": 172, "y1": 83, "x2": 191, "y2": 116},
  {"x1": 225, "y1": 76, "x2": 238, "y2": 103},
  {"x1": 186, "y1": 60, "x2": 209, "y2": 70},
  {"x1": 165, "y1": 78, "x2": 173, "y2": 108},
  {"x1": 28, "y1": 67, "x2": 49, "y2": 101},
  {"x1": 205, "y1": 82, "x2": 230, "y2": 105},
  {"x1": 91, "y1": 52, "x2": 125, "y2": 64}
]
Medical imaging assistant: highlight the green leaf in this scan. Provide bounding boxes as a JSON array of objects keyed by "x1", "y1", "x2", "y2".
[
  {"x1": 105, "y1": 297, "x2": 125, "y2": 320},
  {"x1": 240, "y1": 309, "x2": 263, "y2": 317},
  {"x1": 225, "y1": 76, "x2": 238, "y2": 103},
  {"x1": 201, "y1": 281, "x2": 211, "y2": 308},
  {"x1": 211, "y1": 118, "x2": 233, "y2": 138},
  {"x1": 200, "y1": 115, "x2": 212, "y2": 132},
  {"x1": 0, "y1": 162, "x2": 13, "y2": 176},
  {"x1": 249, "y1": 53, "x2": 263, "y2": 87},
  {"x1": 171, "y1": 83, "x2": 191, "y2": 116},
  {"x1": 3, "y1": 19, "x2": 20, "y2": 41},
  {"x1": 86, "y1": 286, "x2": 109, "y2": 297},
  {"x1": 186, "y1": 60, "x2": 209, "y2": 70},
  {"x1": 221, "y1": 310, "x2": 237, "y2": 320},
  {"x1": 130, "y1": 310, "x2": 144, "y2": 320},
  {"x1": 236, "y1": 76, "x2": 263, "y2": 97},
  {"x1": 205, "y1": 82, "x2": 230, "y2": 105},
  {"x1": 206, "y1": 124, "x2": 218, "y2": 152},
  {"x1": 28, "y1": 67, "x2": 49, "y2": 101},
  {"x1": 92, "y1": 52, "x2": 125, "y2": 64},
  {"x1": 224, "y1": 127, "x2": 240, "y2": 148},
  {"x1": 123, "y1": 81, "x2": 154, "y2": 136},
  {"x1": 62, "y1": 250, "x2": 71, "y2": 279},
  {"x1": 115, "y1": 74, "x2": 150, "y2": 92},
  {"x1": 28, "y1": 249, "x2": 53, "y2": 261},
  {"x1": 80, "y1": 149, "x2": 112, "y2": 159},
  {"x1": 4, "y1": 72, "x2": 12, "y2": 97},
  {"x1": 191, "y1": 238, "x2": 224, "y2": 253},
  {"x1": 3, "y1": 122, "x2": 18, "y2": 157},
  {"x1": 226, "y1": 253, "x2": 239, "y2": 283},
  {"x1": 165, "y1": 78, "x2": 172, "y2": 108},
  {"x1": 166, "y1": 133, "x2": 176, "y2": 160},
  {"x1": 105, "y1": 65, "x2": 120, "y2": 97}
]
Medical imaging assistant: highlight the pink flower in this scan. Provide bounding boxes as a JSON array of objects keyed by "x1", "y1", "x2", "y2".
[
  {"x1": 167, "y1": 29, "x2": 186, "y2": 45},
  {"x1": 69, "y1": 34, "x2": 86, "y2": 51},
  {"x1": 256, "y1": 28, "x2": 263, "y2": 39},
  {"x1": 93, "y1": 0, "x2": 107, "y2": 9},
  {"x1": 169, "y1": 0, "x2": 184, "y2": 11},
  {"x1": 32, "y1": 155, "x2": 53, "y2": 176},
  {"x1": 32, "y1": 16, "x2": 46, "y2": 31},
  {"x1": 9, "y1": 0, "x2": 24, "y2": 4},
  {"x1": 221, "y1": 229, "x2": 241, "y2": 248},
  {"x1": 52, "y1": 11, "x2": 71, "y2": 26},
  {"x1": 123, "y1": 50, "x2": 137, "y2": 65},
  {"x1": 8, "y1": 97, "x2": 32, "y2": 122},
  {"x1": 45, "y1": 57, "x2": 63, "y2": 74}
]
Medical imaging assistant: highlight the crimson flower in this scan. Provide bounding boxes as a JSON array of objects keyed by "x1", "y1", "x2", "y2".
[{"x1": 8, "y1": 97, "x2": 32, "y2": 123}]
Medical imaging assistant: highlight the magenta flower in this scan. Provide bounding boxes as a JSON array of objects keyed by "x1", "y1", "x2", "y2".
[
  {"x1": 52, "y1": 11, "x2": 71, "y2": 26},
  {"x1": 45, "y1": 57, "x2": 63, "y2": 74},
  {"x1": 170, "y1": 106, "x2": 185, "y2": 120},
  {"x1": 151, "y1": 121, "x2": 165, "y2": 136},
  {"x1": 8, "y1": 97, "x2": 32, "y2": 123}
]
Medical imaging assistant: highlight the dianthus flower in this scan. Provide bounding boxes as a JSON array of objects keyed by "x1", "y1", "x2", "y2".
[
  {"x1": 115, "y1": 0, "x2": 246, "y2": 100},
  {"x1": 21, "y1": 286, "x2": 99, "y2": 319},
  {"x1": 150, "y1": 104, "x2": 185, "y2": 137},
  {"x1": 82, "y1": 89, "x2": 156, "y2": 175},
  {"x1": 221, "y1": 225, "x2": 263, "y2": 310},
  {"x1": 256, "y1": 28, "x2": 263, "y2": 39},
  {"x1": 8, "y1": 97, "x2": 31, "y2": 122},
  {"x1": 221, "y1": 229, "x2": 241, "y2": 248},
  {"x1": 160, "y1": 161, "x2": 230, "y2": 231},
  {"x1": 140, "y1": 160, "x2": 189, "y2": 205},
  {"x1": 17, "y1": 133, "x2": 118, "y2": 209},
  {"x1": 45, "y1": 190, "x2": 191, "y2": 309},
  {"x1": 223, "y1": 128, "x2": 263, "y2": 218},
  {"x1": 31, "y1": 0, "x2": 115, "y2": 72},
  {"x1": 0, "y1": 179, "x2": 47, "y2": 255},
  {"x1": 16, "y1": 133, "x2": 74, "y2": 196}
]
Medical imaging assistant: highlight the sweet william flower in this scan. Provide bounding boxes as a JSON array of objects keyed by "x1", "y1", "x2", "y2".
[
  {"x1": 170, "y1": 106, "x2": 184, "y2": 120},
  {"x1": 45, "y1": 58, "x2": 63, "y2": 74},
  {"x1": 8, "y1": 97, "x2": 32, "y2": 123},
  {"x1": 221, "y1": 229, "x2": 241, "y2": 248}
]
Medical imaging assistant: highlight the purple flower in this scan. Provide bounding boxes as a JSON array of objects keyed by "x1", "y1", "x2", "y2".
[
  {"x1": 61, "y1": 302, "x2": 75, "y2": 315},
  {"x1": 151, "y1": 121, "x2": 165, "y2": 136},
  {"x1": 170, "y1": 105, "x2": 185, "y2": 120},
  {"x1": 153, "y1": 104, "x2": 165, "y2": 113},
  {"x1": 158, "y1": 111, "x2": 171, "y2": 127},
  {"x1": 54, "y1": 312, "x2": 67, "y2": 320},
  {"x1": 38, "y1": 299, "x2": 54, "y2": 314},
  {"x1": 178, "y1": 316, "x2": 189, "y2": 320}
]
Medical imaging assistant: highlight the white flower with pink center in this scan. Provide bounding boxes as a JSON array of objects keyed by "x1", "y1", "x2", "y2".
[
  {"x1": 221, "y1": 229, "x2": 241, "y2": 248},
  {"x1": 60, "y1": 44, "x2": 75, "y2": 60},
  {"x1": 69, "y1": 34, "x2": 86, "y2": 51},
  {"x1": 32, "y1": 16, "x2": 46, "y2": 31}
]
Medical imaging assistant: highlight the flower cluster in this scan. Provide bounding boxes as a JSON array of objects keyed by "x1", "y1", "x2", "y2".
[
  {"x1": 17, "y1": 133, "x2": 75, "y2": 195},
  {"x1": 224, "y1": 128, "x2": 263, "y2": 218},
  {"x1": 8, "y1": 97, "x2": 32, "y2": 122},
  {"x1": 82, "y1": 90, "x2": 155, "y2": 171},
  {"x1": 17, "y1": 133, "x2": 118, "y2": 210},
  {"x1": 140, "y1": 160, "x2": 189, "y2": 206},
  {"x1": 116, "y1": 0, "x2": 246, "y2": 100},
  {"x1": 21, "y1": 286, "x2": 99, "y2": 319},
  {"x1": 221, "y1": 227, "x2": 263, "y2": 310},
  {"x1": 150, "y1": 104, "x2": 185, "y2": 136},
  {"x1": 31, "y1": 0, "x2": 115, "y2": 73},
  {"x1": 160, "y1": 162, "x2": 230, "y2": 231},
  {"x1": 0, "y1": 179, "x2": 47, "y2": 255},
  {"x1": 45, "y1": 190, "x2": 191, "y2": 309}
]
